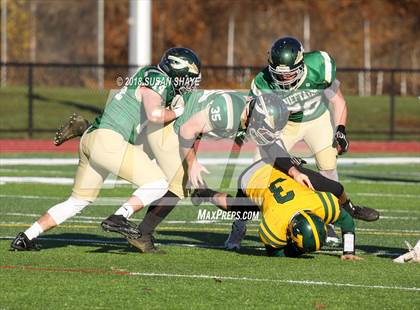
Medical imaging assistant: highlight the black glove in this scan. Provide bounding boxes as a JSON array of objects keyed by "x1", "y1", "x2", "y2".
[{"x1": 334, "y1": 125, "x2": 349, "y2": 155}]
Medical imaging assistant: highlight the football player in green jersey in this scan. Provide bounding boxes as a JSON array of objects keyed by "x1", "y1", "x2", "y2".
[
  {"x1": 225, "y1": 37, "x2": 349, "y2": 249},
  {"x1": 10, "y1": 47, "x2": 201, "y2": 252}
]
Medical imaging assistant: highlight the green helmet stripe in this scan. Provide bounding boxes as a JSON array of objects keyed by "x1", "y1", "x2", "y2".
[
  {"x1": 316, "y1": 192, "x2": 329, "y2": 221},
  {"x1": 261, "y1": 216, "x2": 287, "y2": 245},
  {"x1": 223, "y1": 94, "x2": 234, "y2": 130}
]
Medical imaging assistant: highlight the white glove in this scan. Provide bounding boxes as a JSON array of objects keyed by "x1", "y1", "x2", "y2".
[
  {"x1": 393, "y1": 240, "x2": 420, "y2": 263},
  {"x1": 170, "y1": 95, "x2": 185, "y2": 118}
]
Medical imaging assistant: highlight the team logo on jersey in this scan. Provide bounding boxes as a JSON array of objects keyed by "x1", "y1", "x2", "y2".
[{"x1": 168, "y1": 55, "x2": 200, "y2": 74}]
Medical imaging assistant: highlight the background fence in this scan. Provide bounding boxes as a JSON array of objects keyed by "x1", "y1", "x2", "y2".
[{"x1": 0, "y1": 62, "x2": 419, "y2": 140}]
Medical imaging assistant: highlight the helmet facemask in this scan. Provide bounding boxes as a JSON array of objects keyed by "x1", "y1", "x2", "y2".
[{"x1": 269, "y1": 61, "x2": 305, "y2": 90}]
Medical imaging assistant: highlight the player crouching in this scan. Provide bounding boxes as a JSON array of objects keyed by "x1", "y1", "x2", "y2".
[{"x1": 193, "y1": 160, "x2": 379, "y2": 260}]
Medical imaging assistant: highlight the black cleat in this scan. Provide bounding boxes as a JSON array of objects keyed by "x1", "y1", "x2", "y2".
[
  {"x1": 10, "y1": 232, "x2": 41, "y2": 251},
  {"x1": 101, "y1": 215, "x2": 141, "y2": 238},
  {"x1": 342, "y1": 200, "x2": 380, "y2": 222},
  {"x1": 127, "y1": 234, "x2": 165, "y2": 254},
  {"x1": 54, "y1": 113, "x2": 90, "y2": 146}
]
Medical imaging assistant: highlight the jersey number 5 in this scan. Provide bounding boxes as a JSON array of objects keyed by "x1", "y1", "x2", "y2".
[{"x1": 269, "y1": 178, "x2": 295, "y2": 204}]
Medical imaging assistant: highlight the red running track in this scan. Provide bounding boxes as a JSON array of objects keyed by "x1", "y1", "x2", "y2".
[{"x1": 1, "y1": 139, "x2": 419, "y2": 154}]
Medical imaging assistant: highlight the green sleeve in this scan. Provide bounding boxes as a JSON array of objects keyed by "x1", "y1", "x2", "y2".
[
  {"x1": 265, "y1": 243, "x2": 304, "y2": 258},
  {"x1": 319, "y1": 51, "x2": 336, "y2": 86},
  {"x1": 334, "y1": 209, "x2": 355, "y2": 234},
  {"x1": 141, "y1": 70, "x2": 175, "y2": 104}
]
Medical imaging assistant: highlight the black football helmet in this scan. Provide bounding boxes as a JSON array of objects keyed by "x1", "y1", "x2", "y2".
[
  {"x1": 247, "y1": 93, "x2": 289, "y2": 146},
  {"x1": 268, "y1": 37, "x2": 305, "y2": 89},
  {"x1": 158, "y1": 47, "x2": 202, "y2": 95}
]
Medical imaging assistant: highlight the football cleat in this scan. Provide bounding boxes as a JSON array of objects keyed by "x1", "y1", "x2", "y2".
[
  {"x1": 101, "y1": 215, "x2": 141, "y2": 239},
  {"x1": 224, "y1": 220, "x2": 247, "y2": 250},
  {"x1": 326, "y1": 224, "x2": 340, "y2": 246},
  {"x1": 342, "y1": 200, "x2": 379, "y2": 222},
  {"x1": 393, "y1": 240, "x2": 420, "y2": 263},
  {"x1": 54, "y1": 113, "x2": 90, "y2": 146},
  {"x1": 127, "y1": 234, "x2": 165, "y2": 254},
  {"x1": 10, "y1": 232, "x2": 41, "y2": 251}
]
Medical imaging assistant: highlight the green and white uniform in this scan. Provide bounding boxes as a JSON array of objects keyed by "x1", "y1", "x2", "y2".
[
  {"x1": 250, "y1": 51, "x2": 339, "y2": 170},
  {"x1": 174, "y1": 90, "x2": 248, "y2": 139},
  {"x1": 89, "y1": 66, "x2": 175, "y2": 144},
  {"x1": 72, "y1": 66, "x2": 175, "y2": 201},
  {"x1": 251, "y1": 51, "x2": 337, "y2": 122}
]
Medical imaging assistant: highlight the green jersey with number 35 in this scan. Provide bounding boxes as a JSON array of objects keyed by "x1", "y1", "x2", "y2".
[
  {"x1": 89, "y1": 66, "x2": 175, "y2": 144},
  {"x1": 250, "y1": 51, "x2": 337, "y2": 122},
  {"x1": 173, "y1": 90, "x2": 248, "y2": 139}
]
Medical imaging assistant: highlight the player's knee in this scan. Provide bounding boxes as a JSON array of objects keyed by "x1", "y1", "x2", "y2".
[
  {"x1": 319, "y1": 169, "x2": 339, "y2": 182},
  {"x1": 132, "y1": 179, "x2": 169, "y2": 206},
  {"x1": 47, "y1": 196, "x2": 90, "y2": 225},
  {"x1": 315, "y1": 147, "x2": 337, "y2": 171}
]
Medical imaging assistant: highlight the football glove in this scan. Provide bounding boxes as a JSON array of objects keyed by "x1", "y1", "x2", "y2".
[
  {"x1": 170, "y1": 94, "x2": 185, "y2": 118},
  {"x1": 334, "y1": 125, "x2": 349, "y2": 155}
]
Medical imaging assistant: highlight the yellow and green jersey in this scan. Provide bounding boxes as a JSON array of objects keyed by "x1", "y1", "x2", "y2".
[
  {"x1": 173, "y1": 90, "x2": 248, "y2": 139},
  {"x1": 250, "y1": 51, "x2": 336, "y2": 123},
  {"x1": 89, "y1": 66, "x2": 175, "y2": 144},
  {"x1": 240, "y1": 161, "x2": 345, "y2": 249}
]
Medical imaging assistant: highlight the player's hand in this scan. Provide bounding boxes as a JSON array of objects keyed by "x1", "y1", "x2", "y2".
[
  {"x1": 335, "y1": 125, "x2": 349, "y2": 155},
  {"x1": 188, "y1": 160, "x2": 210, "y2": 188},
  {"x1": 170, "y1": 95, "x2": 185, "y2": 118},
  {"x1": 340, "y1": 254, "x2": 363, "y2": 261},
  {"x1": 293, "y1": 172, "x2": 314, "y2": 190}
]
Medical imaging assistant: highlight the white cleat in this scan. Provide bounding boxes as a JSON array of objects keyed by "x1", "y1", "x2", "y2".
[
  {"x1": 393, "y1": 240, "x2": 420, "y2": 263},
  {"x1": 224, "y1": 220, "x2": 247, "y2": 250}
]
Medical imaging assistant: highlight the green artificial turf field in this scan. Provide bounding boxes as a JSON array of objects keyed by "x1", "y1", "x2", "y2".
[{"x1": 0, "y1": 153, "x2": 419, "y2": 309}]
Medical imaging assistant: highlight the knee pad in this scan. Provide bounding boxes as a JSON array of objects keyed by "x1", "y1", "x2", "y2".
[
  {"x1": 47, "y1": 196, "x2": 90, "y2": 225},
  {"x1": 132, "y1": 179, "x2": 169, "y2": 206}
]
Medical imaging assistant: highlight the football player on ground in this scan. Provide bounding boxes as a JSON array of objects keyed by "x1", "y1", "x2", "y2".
[
  {"x1": 226, "y1": 36, "x2": 350, "y2": 249},
  {"x1": 194, "y1": 160, "x2": 363, "y2": 260},
  {"x1": 10, "y1": 47, "x2": 201, "y2": 251}
]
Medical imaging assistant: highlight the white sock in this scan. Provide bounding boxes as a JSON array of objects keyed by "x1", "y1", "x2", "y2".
[
  {"x1": 24, "y1": 222, "x2": 43, "y2": 240},
  {"x1": 114, "y1": 203, "x2": 134, "y2": 219}
]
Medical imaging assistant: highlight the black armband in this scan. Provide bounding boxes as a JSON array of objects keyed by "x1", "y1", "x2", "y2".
[
  {"x1": 178, "y1": 134, "x2": 197, "y2": 149},
  {"x1": 342, "y1": 232, "x2": 355, "y2": 255}
]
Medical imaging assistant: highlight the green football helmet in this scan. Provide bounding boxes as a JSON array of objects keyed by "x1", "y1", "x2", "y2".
[
  {"x1": 288, "y1": 211, "x2": 327, "y2": 253},
  {"x1": 158, "y1": 47, "x2": 202, "y2": 95},
  {"x1": 247, "y1": 93, "x2": 289, "y2": 145},
  {"x1": 268, "y1": 37, "x2": 305, "y2": 89}
]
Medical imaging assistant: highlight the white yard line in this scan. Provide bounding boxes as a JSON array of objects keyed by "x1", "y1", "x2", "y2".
[
  {"x1": 1, "y1": 157, "x2": 420, "y2": 166},
  {"x1": 0, "y1": 236, "x2": 418, "y2": 292}
]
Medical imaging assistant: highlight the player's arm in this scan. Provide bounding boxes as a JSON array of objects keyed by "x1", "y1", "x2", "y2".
[
  {"x1": 322, "y1": 52, "x2": 349, "y2": 155},
  {"x1": 265, "y1": 243, "x2": 304, "y2": 258},
  {"x1": 260, "y1": 142, "x2": 314, "y2": 190},
  {"x1": 178, "y1": 109, "x2": 212, "y2": 188},
  {"x1": 333, "y1": 209, "x2": 362, "y2": 260},
  {"x1": 138, "y1": 87, "x2": 181, "y2": 123}
]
